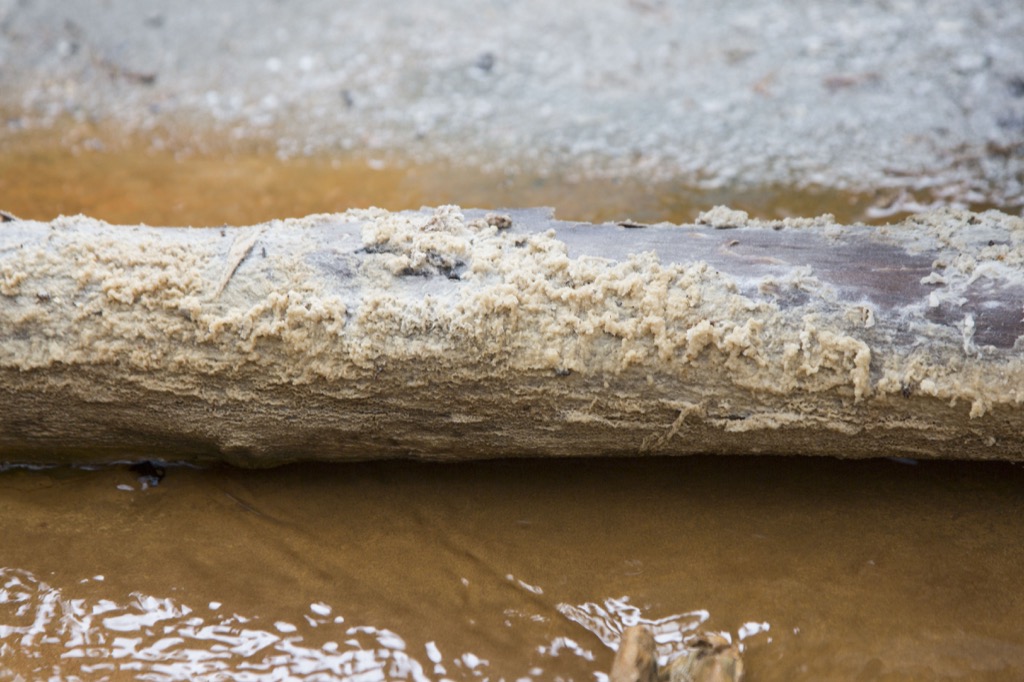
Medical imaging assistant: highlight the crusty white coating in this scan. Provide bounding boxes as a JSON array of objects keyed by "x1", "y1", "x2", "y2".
[{"x1": 0, "y1": 206, "x2": 1022, "y2": 464}]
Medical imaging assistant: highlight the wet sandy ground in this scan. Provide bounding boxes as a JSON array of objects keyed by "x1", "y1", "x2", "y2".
[
  {"x1": 3, "y1": 0, "x2": 1023, "y2": 215},
  {"x1": 2, "y1": 457, "x2": 1023, "y2": 681}
]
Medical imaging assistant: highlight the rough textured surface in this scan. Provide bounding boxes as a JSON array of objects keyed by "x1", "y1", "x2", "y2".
[
  {"x1": 1, "y1": 206, "x2": 1023, "y2": 464},
  {"x1": 1, "y1": 0, "x2": 1022, "y2": 212}
]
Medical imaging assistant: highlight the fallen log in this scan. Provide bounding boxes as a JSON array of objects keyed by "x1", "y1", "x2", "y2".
[{"x1": 1, "y1": 205, "x2": 1022, "y2": 465}]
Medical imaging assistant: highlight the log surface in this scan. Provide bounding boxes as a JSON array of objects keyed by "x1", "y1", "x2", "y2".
[{"x1": 1, "y1": 206, "x2": 1023, "y2": 465}]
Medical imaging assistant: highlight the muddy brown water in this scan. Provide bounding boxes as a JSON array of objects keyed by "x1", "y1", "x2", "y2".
[
  {"x1": 2, "y1": 459, "x2": 1024, "y2": 681},
  {"x1": 2, "y1": 132, "x2": 1024, "y2": 681},
  {"x1": 3, "y1": 124, "x2": 1007, "y2": 228}
]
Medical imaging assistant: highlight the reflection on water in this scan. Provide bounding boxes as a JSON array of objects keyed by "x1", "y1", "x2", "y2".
[
  {"x1": 0, "y1": 567, "x2": 725, "y2": 681},
  {"x1": 3, "y1": 574, "x2": 731, "y2": 681},
  {"x1": 559, "y1": 595, "x2": 733, "y2": 675},
  {"x1": 0, "y1": 569, "x2": 757, "y2": 679},
  {"x1": 1, "y1": 567, "x2": 433, "y2": 680},
  {"x1": 1, "y1": 458, "x2": 1023, "y2": 681}
]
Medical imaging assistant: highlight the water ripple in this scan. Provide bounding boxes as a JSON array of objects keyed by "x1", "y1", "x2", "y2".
[
  {"x1": 558, "y1": 596, "x2": 712, "y2": 664},
  {"x1": 0, "y1": 568, "x2": 473, "y2": 681}
]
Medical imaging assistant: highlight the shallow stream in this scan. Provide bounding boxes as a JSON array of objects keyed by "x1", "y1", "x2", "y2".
[
  {"x1": 2, "y1": 458, "x2": 1024, "y2": 681},
  {"x1": 1, "y1": 136, "x2": 1023, "y2": 681}
]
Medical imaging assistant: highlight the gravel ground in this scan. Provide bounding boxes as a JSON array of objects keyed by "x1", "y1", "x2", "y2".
[{"x1": 1, "y1": 0, "x2": 1022, "y2": 212}]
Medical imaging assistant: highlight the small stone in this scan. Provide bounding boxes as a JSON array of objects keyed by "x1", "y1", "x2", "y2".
[{"x1": 475, "y1": 52, "x2": 496, "y2": 73}]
